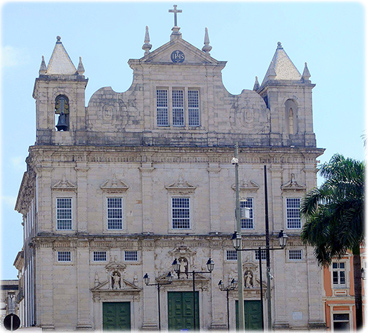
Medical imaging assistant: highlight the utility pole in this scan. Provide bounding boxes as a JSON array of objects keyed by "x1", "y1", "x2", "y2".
[
  {"x1": 264, "y1": 165, "x2": 272, "y2": 330},
  {"x1": 234, "y1": 143, "x2": 245, "y2": 330}
]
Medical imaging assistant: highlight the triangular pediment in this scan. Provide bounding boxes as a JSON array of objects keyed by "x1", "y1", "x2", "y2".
[
  {"x1": 132, "y1": 38, "x2": 222, "y2": 66},
  {"x1": 91, "y1": 279, "x2": 141, "y2": 292},
  {"x1": 165, "y1": 176, "x2": 196, "y2": 193},
  {"x1": 100, "y1": 175, "x2": 129, "y2": 193},
  {"x1": 52, "y1": 176, "x2": 77, "y2": 191},
  {"x1": 231, "y1": 179, "x2": 260, "y2": 192}
]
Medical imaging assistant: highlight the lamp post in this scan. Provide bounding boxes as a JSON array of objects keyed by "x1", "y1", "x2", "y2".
[
  {"x1": 172, "y1": 257, "x2": 214, "y2": 330},
  {"x1": 218, "y1": 279, "x2": 238, "y2": 330},
  {"x1": 231, "y1": 230, "x2": 288, "y2": 330},
  {"x1": 143, "y1": 272, "x2": 173, "y2": 330},
  {"x1": 231, "y1": 142, "x2": 246, "y2": 331}
]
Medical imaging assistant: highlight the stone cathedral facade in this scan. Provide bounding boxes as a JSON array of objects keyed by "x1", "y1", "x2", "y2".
[{"x1": 15, "y1": 9, "x2": 325, "y2": 331}]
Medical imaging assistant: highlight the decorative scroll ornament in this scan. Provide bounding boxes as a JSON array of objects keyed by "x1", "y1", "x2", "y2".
[
  {"x1": 231, "y1": 179, "x2": 260, "y2": 192},
  {"x1": 281, "y1": 173, "x2": 306, "y2": 191}
]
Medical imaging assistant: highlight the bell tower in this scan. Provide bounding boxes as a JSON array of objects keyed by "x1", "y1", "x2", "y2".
[
  {"x1": 256, "y1": 42, "x2": 316, "y2": 147},
  {"x1": 33, "y1": 36, "x2": 88, "y2": 145}
]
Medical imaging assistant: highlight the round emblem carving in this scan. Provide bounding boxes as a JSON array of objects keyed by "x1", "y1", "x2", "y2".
[{"x1": 171, "y1": 50, "x2": 185, "y2": 63}]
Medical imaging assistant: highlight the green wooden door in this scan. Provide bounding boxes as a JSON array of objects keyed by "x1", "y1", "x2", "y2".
[
  {"x1": 168, "y1": 291, "x2": 199, "y2": 330},
  {"x1": 103, "y1": 302, "x2": 131, "y2": 331},
  {"x1": 235, "y1": 300, "x2": 262, "y2": 330}
]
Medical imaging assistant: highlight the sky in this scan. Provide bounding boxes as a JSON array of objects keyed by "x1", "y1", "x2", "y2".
[{"x1": 1, "y1": 1, "x2": 366, "y2": 279}]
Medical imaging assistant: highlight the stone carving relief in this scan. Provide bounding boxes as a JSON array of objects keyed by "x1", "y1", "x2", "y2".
[{"x1": 281, "y1": 173, "x2": 306, "y2": 191}]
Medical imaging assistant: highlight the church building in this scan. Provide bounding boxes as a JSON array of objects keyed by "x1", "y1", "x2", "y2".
[{"x1": 15, "y1": 6, "x2": 325, "y2": 331}]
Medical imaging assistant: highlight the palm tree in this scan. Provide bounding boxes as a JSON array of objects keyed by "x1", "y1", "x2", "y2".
[{"x1": 300, "y1": 154, "x2": 364, "y2": 329}]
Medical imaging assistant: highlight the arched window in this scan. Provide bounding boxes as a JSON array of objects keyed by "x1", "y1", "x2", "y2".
[
  {"x1": 289, "y1": 108, "x2": 294, "y2": 135},
  {"x1": 285, "y1": 99, "x2": 297, "y2": 136},
  {"x1": 55, "y1": 95, "x2": 69, "y2": 131}
]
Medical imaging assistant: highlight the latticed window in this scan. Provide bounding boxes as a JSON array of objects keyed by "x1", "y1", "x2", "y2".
[
  {"x1": 188, "y1": 90, "x2": 200, "y2": 126},
  {"x1": 57, "y1": 251, "x2": 71, "y2": 262},
  {"x1": 172, "y1": 90, "x2": 184, "y2": 126},
  {"x1": 125, "y1": 251, "x2": 138, "y2": 261},
  {"x1": 172, "y1": 197, "x2": 190, "y2": 229},
  {"x1": 226, "y1": 250, "x2": 237, "y2": 261},
  {"x1": 93, "y1": 251, "x2": 107, "y2": 262},
  {"x1": 332, "y1": 262, "x2": 346, "y2": 287},
  {"x1": 255, "y1": 249, "x2": 267, "y2": 260},
  {"x1": 107, "y1": 198, "x2": 123, "y2": 230},
  {"x1": 240, "y1": 198, "x2": 253, "y2": 229},
  {"x1": 286, "y1": 198, "x2": 301, "y2": 229},
  {"x1": 157, "y1": 89, "x2": 169, "y2": 126},
  {"x1": 56, "y1": 198, "x2": 72, "y2": 230},
  {"x1": 289, "y1": 250, "x2": 302, "y2": 260}
]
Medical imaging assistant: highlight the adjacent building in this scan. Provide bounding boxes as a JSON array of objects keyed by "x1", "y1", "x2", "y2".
[
  {"x1": 323, "y1": 249, "x2": 365, "y2": 330},
  {"x1": 15, "y1": 8, "x2": 325, "y2": 330}
]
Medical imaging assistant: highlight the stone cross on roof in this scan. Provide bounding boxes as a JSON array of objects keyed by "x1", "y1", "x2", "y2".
[{"x1": 169, "y1": 5, "x2": 182, "y2": 27}]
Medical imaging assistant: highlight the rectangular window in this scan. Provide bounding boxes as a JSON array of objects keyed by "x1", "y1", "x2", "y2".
[
  {"x1": 93, "y1": 251, "x2": 107, "y2": 262},
  {"x1": 172, "y1": 197, "x2": 190, "y2": 229},
  {"x1": 286, "y1": 198, "x2": 301, "y2": 229},
  {"x1": 172, "y1": 90, "x2": 184, "y2": 126},
  {"x1": 255, "y1": 249, "x2": 267, "y2": 260},
  {"x1": 332, "y1": 262, "x2": 346, "y2": 286},
  {"x1": 240, "y1": 198, "x2": 253, "y2": 229},
  {"x1": 226, "y1": 250, "x2": 238, "y2": 261},
  {"x1": 333, "y1": 314, "x2": 350, "y2": 330},
  {"x1": 57, "y1": 251, "x2": 71, "y2": 262},
  {"x1": 107, "y1": 197, "x2": 123, "y2": 230},
  {"x1": 157, "y1": 89, "x2": 169, "y2": 126},
  {"x1": 289, "y1": 250, "x2": 302, "y2": 260},
  {"x1": 125, "y1": 251, "x2": 138, "y2": 261},
  {"x1": 56, "y1": 198, "x2": 72, "y2": 230},
  {"x1": 188, "y1": 90, "x2": 200, "y2": 126}
]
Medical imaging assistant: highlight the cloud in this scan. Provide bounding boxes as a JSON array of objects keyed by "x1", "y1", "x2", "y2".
[{"x1": 2, "y1": 46, "x2": 29, "y2": 68}]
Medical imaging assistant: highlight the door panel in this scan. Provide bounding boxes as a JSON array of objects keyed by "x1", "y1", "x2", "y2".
[
  {"x1": 168, "y1": 291, "x2": 199, "y2": 330},
  {"x1": 103, "y1": 302, "x2": 131, "y2": 331},
  {"x1": 235, "y1": 300, "x2": 262, "y2": 330}
]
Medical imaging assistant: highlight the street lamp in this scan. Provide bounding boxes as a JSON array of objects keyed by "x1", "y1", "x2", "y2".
[
  {"x1": 143, "y1": 272, "x2": 173, "y2": 330},
  {"x1": 172, "y1": 257, "x2": 214, "y2": 330},
  {"x1": 218, "y1": 279, "x2": 237, "y2": 330},
  {"x1": 231, "y1": 230, "x2": 288, "y2": 330}
]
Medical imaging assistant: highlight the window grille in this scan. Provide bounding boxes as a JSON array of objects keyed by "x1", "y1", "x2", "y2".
[
  {"x1": 226, "y1": 250, "x2": 238, "y2": 261},
  {"x1": 125, "y1": 251, "x2": 138, "y2": 261},
  {"x1": 286, "y1": 198, "x2": 301, "y2": 229},
  {"x1": 188, "y1": 90, "x2": 200, "y2": 126},
  {"x1": 57, "y1": 251, "x2": 71, "y2": 262},
  {"x1": 172, "y1": 90, "x2": 184, "y2": 126},
  {"x1": 107, "y1": 198, "x2": 123, "y2": 230},
  {"x1": 255, "y1": 249, "x2": 267, "y2": 260},
  {"x1": 332, "y1": 262, "x2": 346, "y2": 286},
  {"x1": 93, "y1": 251, "x2": 107, "y2": 262},
  {"x1": 56, "y1": 198, "x2": 72, "y2": 230},
  {"x1": 157, "y1": 89, "x2": 169, "y2": 126},
  {"x1": 172, "y1": 197, "x2": 190, "y2": 229},
  {"x1": 240, "y1": 198, "x2": 254, "y2": 229},
  {"x1": 289, "y1": 250, "x2": 302, "y2": 260}
]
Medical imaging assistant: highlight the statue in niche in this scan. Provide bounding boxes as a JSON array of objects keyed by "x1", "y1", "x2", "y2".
[
  {"x1": 244, "y1": 269, "x2": 254, "y2": 288},
  {"x1": 112, "y1": 271, "x2": 121, "y2": 289},
  {"x1": 178, "y1": 257, "x2": 189, "y2": 279}
]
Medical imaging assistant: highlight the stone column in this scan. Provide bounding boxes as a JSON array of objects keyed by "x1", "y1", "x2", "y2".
[
  {"x1": 141, "y1": 239, "x2": 158, "y2": 330},
  {"x1": 76, "y1": 240, "x2": 92, "y2": 329},
  {"x1": 139, "y1": 162, "x2": 155, "y2": 233},
  {"x1": 75, "y1": 163, "x2": 89, "y2": 233},
  {"x1": 37, "y1": 164, "x2": 53, "y2": 233},
  {"x1": 207, "y1": 163, "x2": 221, "y2": 233},
  {"x1": 38, "y1": 245, "x2": 55, "y2": 329}
]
